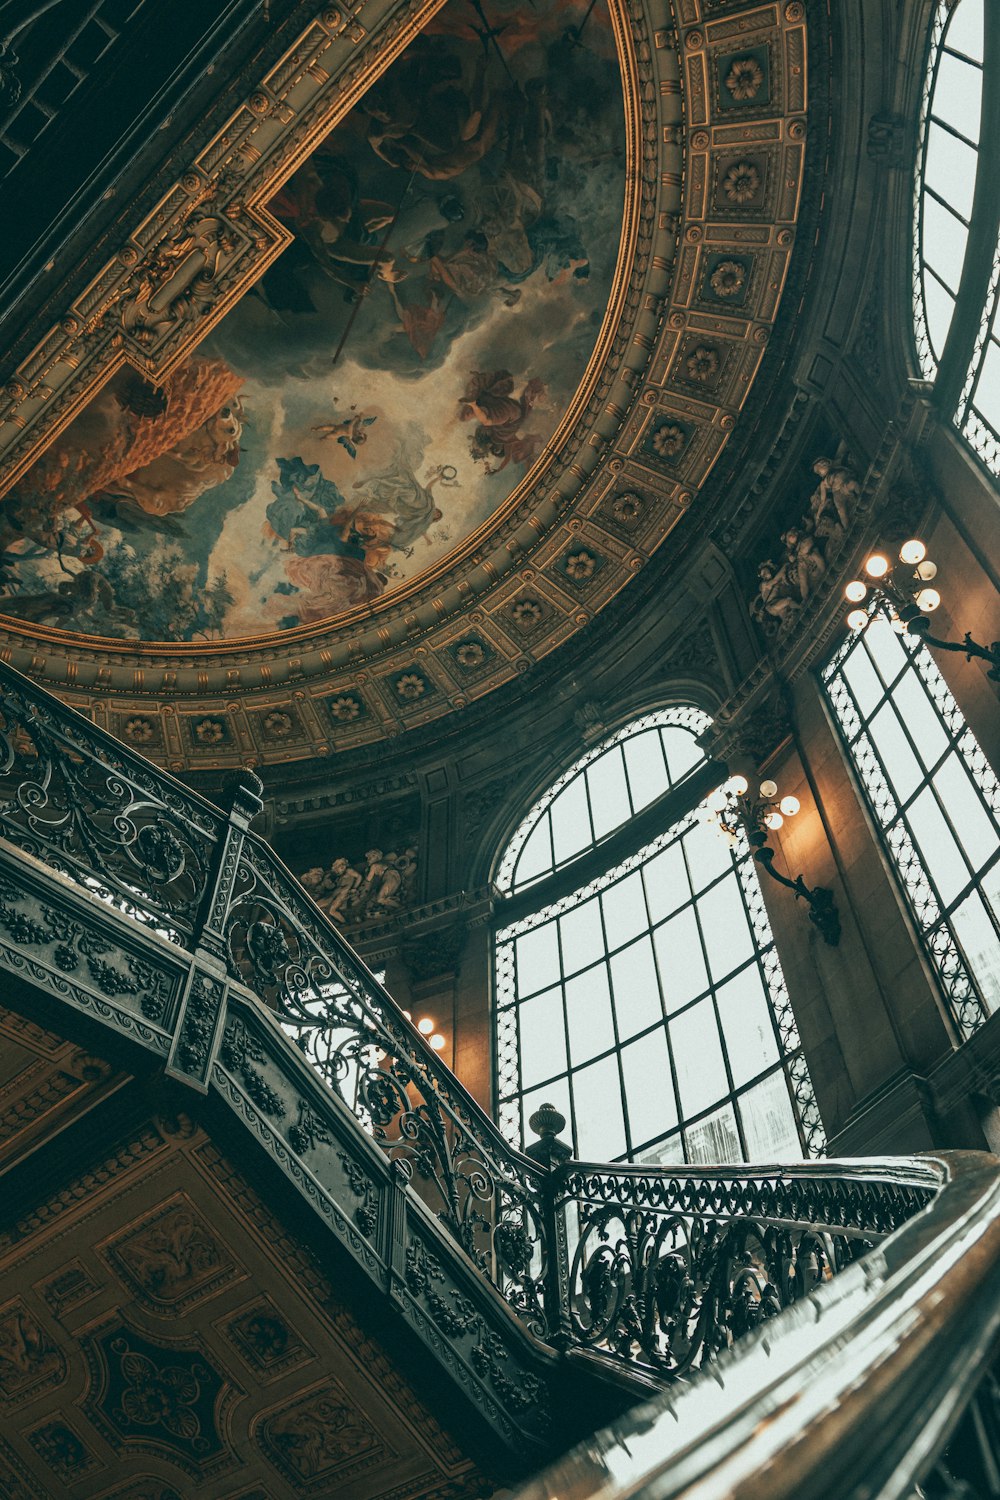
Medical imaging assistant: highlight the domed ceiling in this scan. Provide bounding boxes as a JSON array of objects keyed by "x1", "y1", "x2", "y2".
[{"x1": 0, "y1": 0, "x2": 809, "y2": 770}]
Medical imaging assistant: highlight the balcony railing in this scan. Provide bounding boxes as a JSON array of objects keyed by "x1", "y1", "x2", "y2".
[{"x1": 1, "y1": 656, "x2": 999, "y2": 1493}]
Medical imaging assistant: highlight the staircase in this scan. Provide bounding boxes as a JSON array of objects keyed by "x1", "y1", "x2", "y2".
[{"x1": 0, "y1": 656, "x2": 998, "y2": 1497}]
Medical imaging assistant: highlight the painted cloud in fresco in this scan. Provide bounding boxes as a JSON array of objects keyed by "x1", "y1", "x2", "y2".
[{"x1": 0, "y1": 0, "x2": 626, "y2": 642}]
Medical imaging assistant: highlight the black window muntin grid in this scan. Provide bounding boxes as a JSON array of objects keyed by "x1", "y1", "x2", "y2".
[
  {"x1": 495, "y1": 803, "x2": 823, "y2": 1166},
  {"x1": 497, "y1": 708, "x2": 710, "y2": 896},
  {"x1": 912, "y1": 0, "x2": 1000, "y2": 476},
  {"x1": 822, "y1": 601, "x2": 1000, "y2": 1040}
]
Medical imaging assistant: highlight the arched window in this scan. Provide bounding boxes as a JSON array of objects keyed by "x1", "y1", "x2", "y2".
[
  {"x1": 493, "y1": 708, "x2": 825, "y2": 1166},
  {"x1": 822, "y1": 604, "x2": 1000, "y2": 1039},
  {"x1": 913, "y1": 0, "x2": 1000, "y2": 474}
]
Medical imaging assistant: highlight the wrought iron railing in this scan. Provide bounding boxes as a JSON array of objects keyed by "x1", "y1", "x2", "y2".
[{"x1": 3, "y1": 657, "x2": 999, "y2": 1495}]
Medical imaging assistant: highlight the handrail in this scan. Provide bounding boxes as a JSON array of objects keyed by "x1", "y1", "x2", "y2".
[{"x1": 510, "y1": 1150, "x2": 1000, "y2": 1499}]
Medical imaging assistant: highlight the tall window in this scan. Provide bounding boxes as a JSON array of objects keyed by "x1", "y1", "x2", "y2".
[
  {"x1": 823, "y1": 604, "x2": 1000, "y2": 1039},
  {"x1": 493, "y1": 708, "x2": 825, "y2": 1166},
  {"x1": 913, "y1": 0, "x2": 1000, "y2": 474}
]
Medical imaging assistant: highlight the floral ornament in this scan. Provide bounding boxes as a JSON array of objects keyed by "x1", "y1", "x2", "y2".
[
  {"x1": 124, "y1": 717, "x2": 155, "y2": 744},
  {"x1": 611, "y1": 491, "x2": 643, "y2": 523},
  {"x1": 455, "y1": 641, "x2": 486, "y2": 669},
  {"x1": 564, "y1": 550, "x2": 597, "y2": 582},
  {"x1": 651, "y1": 422, "x2": 686, "y2": 459},
  {"x1": 726, "y1": 56, "x2": 764, "y2": 101},
  {"x1": 510, "y1": 598, "x2": 543, "y2": 629},
  {"x1": 685, "y1": 345, "x2": 721, "y2": 382},
  {"x1": 723, "y1": 160, "x2": 761, "y2": 203},
  {"x1": 263, "y1": 710, "x2": 294, "y2": 738},
  {"x1": 119, "y1": 1350, "x2": 202, "y2": 1439},
  {"x1": 709, "y1": 259, "x2": 747, "y2": 299},
  {"x1": 394, "y1": 673, "x2": 427, "y2": 701},
  {"x1": 329, "y1": 695, "x2": 362, "y2": 722},
  {"x1": 193, "y1": 717, "x2": 225, "y2": 745}
]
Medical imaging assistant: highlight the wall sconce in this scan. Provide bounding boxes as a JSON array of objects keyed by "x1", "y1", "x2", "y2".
[
  {"x1": 845, "y1": 539, "x2": 1000, "y2": 682},
  {"x1": 708, "y1": 776, "x2": 842, "y2": 946}
]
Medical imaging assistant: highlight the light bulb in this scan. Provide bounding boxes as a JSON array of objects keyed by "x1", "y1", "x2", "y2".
[
  {"x1": 728, "y1": 774, "x2": 749, "y2": 796},
  {"x1": 915, "y1": 559, "x2": 937, "y2": 581},
  {"x1": 845, "y1": 580, "x2": 867, "y2": 603},
  {"x1": 899, "y1": 538, "x2": 926, "y2": 566},
  {"x1": 847, "y1": 608, "x2": 869, "y2": 631},
  {"x1": 417, "y1": 1017, "x2": 435, "y2": 1035},
  {"x1": 429, "y1": 1033, "x2": 446, "y2": 1051},
  {"x1": 865, "y1": 553, "x2": 890, "y2": 579},
  {"x1": 779, "y1": 795, "x2": 800, "y2": 817},
  {"x1": 915, "y1": 587, "x2": 940, "y2": 612},
  {"x1": 759, "y1": 779, "x2": 778, "y2": 799},
  {"x1": 403, "y1": 1010, "x2": 412, "y2": 1021},
  {"x1": 707, "y1": 788, "x2": 728, "y2": 813},
  {"x1": 763, "y1": 811, "x2": 784, "y2": 830}
]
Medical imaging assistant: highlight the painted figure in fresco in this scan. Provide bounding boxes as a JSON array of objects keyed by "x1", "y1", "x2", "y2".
[
  {"x1": 349, "y1": 447, "x2": 457, "y2": 554},
  {"x1": 312, "y1": 409, "x2": 378, "y2": 458},
  {"x1": 458, "y1": 370, "x2": 546, "y2": 474},
  {"x1": 359, "y1": 43, "x2": 500, "y2": 181}
]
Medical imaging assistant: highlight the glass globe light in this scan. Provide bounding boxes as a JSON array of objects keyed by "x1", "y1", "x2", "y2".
[
  {"x1": 915, "y1": 559, "x2": 938, "y2": 581},
  {"x1": 847, "y1": 608, "x2": 869, "y2": 631},
  {"x1": 707, "y1": 788, "x2": 728, "y2": 813},
  {"x1": 763, "y1": 811, "x2": 784, "y2": 830},
  {"x1": 759, "y1": 779, "x2": 778, "y2": 799},
  {"x1": 779, "y1": 795, "x2": 800, "y2": 817},
  {"x1": 417, "y1": 1017, "x2": 435, "y2": 1035},
  {"x1": 430, "y1": 1033, "x2": 447, "y2": 1052},
  {"x1": 899, "y1": 538, "x2": 926, "y2": 565},
  {"x1": 865, "y1": 553, "x2": 890, "y2": 579},
  {"x1": 915, "y1": 588, "x2": 941, "y2": 612},
  {"x1": 845, "y1": 580, "x2": 867, "y2": 603},
  {"x1": 403, "y1": 1010, "x2": 412, "y2": 1021},
  {"x1": 728, "y1": 774, "x2": 749, "y2": 796}
]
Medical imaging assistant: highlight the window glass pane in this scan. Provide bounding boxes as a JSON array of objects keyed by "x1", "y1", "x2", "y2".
[
  {"x1": 892, "y1": 669, "x2": 951, "y2": 768},
  {"x1": 653, "y1": 906, "x2": 709, "y2": 1011},
  {"x1": 932, "y1": 753, "x2": 1000, "y2": 872},
  {"x1": 907, "y1": 785, "x2": 972, "y2": 905},
  {"x1": 686, "y1": 1103, "x2": 740, "y2": 1165},
  {"x1": 621, "y1": 1031, "x2": 677, "y2": 1147},
  {"x1": 623, "y1": 730, "x2": 670, "y2": 811},
  {"x1": 521, "y1": 1076, "x2": 572, "y2": 1150},
  {"x1": 662, "y1": 724, "x2": 705, "y2": 783},
  {"x1": 610, "y1": 935, "x2": 663, "y2": 1039},
  {"x1": 842, "y1": 641, "x2": 886, "y2": 717},
  {"x1": 716, "y1": 966, "x2": 780, "y2": 1088},
  {"x1": 550, "y1": 773, "x2": 592, "y2": 869},
  {"x1": 698, "y1": 875, "x2": 755, "y2": 982},
  {"x1": 586, "y1": 748, "x2": 631, "y2": 842},
  {"x1": 565, "y1": 965, "x2": 615, "y2": 1065},
  {"x1": 975, "y1": 339, "x2": 1000, "y2": 434},
  {"x1": 643, "y1": 840, "x2": 690, "y2": 923},
  {"x1": 738, "y1": 1073, "x2": 801, "y2": 1162},
  {"x1": 516, "y1": 921, "x2": 561, "y2": 997},
  {"x1": 601, "y1": 871, "x2": 648, "y2": 950},
  {"x1": 864, "y1": 616, "x2": 908, "y2": 685},
  {"x1": 574, "y1": 1054, "x2": 626, "y2": 1161},
  {"x1": 515, "y1": 818, "x2": 552, "y2": 889},
  {"x1": 683, "y1": 817, "x2": 733, "y2": 894},
  {"x1": 924, "y1": 121, "x2": 978, "y2": 222},
  {"x1": 951, "y1": 891, "x2": 1000, "y2": 1010},
  {"x1": 670, "y1": 998, "x2": 728, "y2": 1117},
  {"x1": 923, "y1": 192, "x2": 971, "y2": 271},
  {"x1": 946, "y1": 0, "x2": 984, "y2": 63},
  {"x1": 636, "y1": 1132, "x2": 685, "y2": 1167},
  {"x1": 868, "y1": 703, "x2": 924, "y2": 803},
  {"x1": 559, "y1": 897, "x2": 606, "y2": 976},
  {"x1": 924, "y1": 274, "x2": 957, "y2": 358},
  {"x1": 519, "y1": 987, "x2": 567, "y2": 1088},
  {"x1": 934, "y1": 48, "x2": 982, "y2": 145}
]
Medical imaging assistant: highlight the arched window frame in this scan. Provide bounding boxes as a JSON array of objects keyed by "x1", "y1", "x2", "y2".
[
  {"x1": 491, "y1": 706, "x2": 826, "y2": 1166},
  {"x1": 912, "y1": 0, "x2": 1000, "y2": 475}
]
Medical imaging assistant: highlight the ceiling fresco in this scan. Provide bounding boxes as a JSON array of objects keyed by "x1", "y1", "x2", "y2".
[{"x1": 0, "y1": 0, "x2": 626, "y2": 642}]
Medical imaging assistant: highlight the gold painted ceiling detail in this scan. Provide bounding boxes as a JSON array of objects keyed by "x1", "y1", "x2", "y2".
[{"x1": 0, "y1": 0, "x2": 809, "y2": 770}]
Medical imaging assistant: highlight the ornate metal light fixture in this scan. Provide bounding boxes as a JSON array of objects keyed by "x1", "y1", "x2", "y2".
[
  {"x1": 845, "y1": 539, "x2": 1000, "y2": 681},
  {"x1": 707, "y1": 776, "x2": 842, "y2": 946}
]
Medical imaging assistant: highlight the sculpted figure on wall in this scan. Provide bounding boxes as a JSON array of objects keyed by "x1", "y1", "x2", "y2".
[
  {"x1": 749, "y1": 451, "x2": 860, "y2": 637},
  {"x1": 301, "y1": 846, "x2": 418, "y2": 925}
]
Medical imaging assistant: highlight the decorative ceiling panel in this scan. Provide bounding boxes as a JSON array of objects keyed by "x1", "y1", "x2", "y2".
[{"x1": 0, "y1": 0, "x2": 811, "y2": 769}]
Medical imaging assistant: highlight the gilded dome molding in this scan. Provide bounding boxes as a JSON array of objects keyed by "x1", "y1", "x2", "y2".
[{"x1": 0, "y1": 0, "x2": 812, "y2": 773}]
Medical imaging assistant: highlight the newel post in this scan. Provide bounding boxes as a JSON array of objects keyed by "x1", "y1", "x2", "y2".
[
  {"x1": 524, "y1": 1102, "x2": 574, "y2": 1350},
  {"x1": 165, "y1": 770, "x2": 264, "y2": 1092}
]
